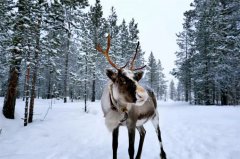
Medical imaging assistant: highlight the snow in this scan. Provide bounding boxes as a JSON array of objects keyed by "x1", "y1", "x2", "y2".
[
  {"x1": 47, "y1": 0, "x2": 61, "y2": 7},
  {"x1": 1, "y1": 98, "x2": 240, "y2": 159}
]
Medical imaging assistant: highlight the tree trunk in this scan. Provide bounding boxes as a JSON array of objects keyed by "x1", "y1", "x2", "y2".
[
  {"x1": 70, "y1": 87, "x2": 73, "y2": 102},
  {"x1": 189, "y1": 79, "x2": 192, "y2": 104},
  {"x1": 63, "y1": 48, "x2": 68, "y2": 103},
  {"x1": 204, "y1": 58, "x2": 211, "y2": 105},
  {"x1": 28, "y1": 5, "x2": 42, "y2": 123},
  {"x1": 91, "y1": 72, "x2": 95, "y2": 102},
  {"x1": 84, "y1": 80, "x2": 87, "y2": 112},
  {"x1": 37, "y1": 78, "x2": 40, "y2": 99},
  {"x1": 185, "y1": 86, "x2": 189, "y2": 102},
  {"x1": 2, "y1": 67, "x2": 19, "y2": 119},
  {"x1": 221, "y1": 90, "x2": 228, "y2": 105},
  {"x1": 84, "y1": 55, "x2": 88, "y2": 112},
  {"x1": 205, "y1": 86, "x2": 210, "y2": 105},
  {"x1": 24, "y1": 64, "x2": 30, "y2": 126},
  {"x1": 23, "y1": 73, "x2": 26, "y2": 101},
  {"x1": 29, "y1": 69, "x2": 37, "y2": 123},
  {"x1": 63, "y1": 22, "x2": 71, "y2": 103},
  {"x1": 47, "y1": 71, "x2": 52, "y2": 99}
]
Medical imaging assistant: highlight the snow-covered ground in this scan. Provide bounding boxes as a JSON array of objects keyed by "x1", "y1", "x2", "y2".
[{"x1": 0, "y1": 98, "x2": 240, "y2": 159}]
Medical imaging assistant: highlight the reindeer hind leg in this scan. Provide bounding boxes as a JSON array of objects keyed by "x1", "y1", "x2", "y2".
[{"x1": 151, "y1": 113, "x2": 167, "y2": 159}]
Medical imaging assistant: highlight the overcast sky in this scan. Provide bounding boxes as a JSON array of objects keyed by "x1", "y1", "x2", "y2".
[{"x1": 88, "y1": 0, "x2": 193, "y2": 82}]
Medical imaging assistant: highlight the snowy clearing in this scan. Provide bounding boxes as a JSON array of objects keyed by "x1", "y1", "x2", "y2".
[{"x1": 1, "y1": 98, "x2": 240, "y2": 159}]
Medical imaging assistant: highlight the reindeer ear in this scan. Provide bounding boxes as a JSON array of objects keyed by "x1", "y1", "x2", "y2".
[
  {"x1": 106, "y1": 69, "x2": 117, "y2": 82},
  {"x1": 134, "y1": 71, "x2": 144, "y2": 81}
]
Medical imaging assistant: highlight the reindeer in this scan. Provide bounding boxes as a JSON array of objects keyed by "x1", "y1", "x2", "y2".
[{"x1": 97, "y1": 35, "x2": 167, "y2": 159}]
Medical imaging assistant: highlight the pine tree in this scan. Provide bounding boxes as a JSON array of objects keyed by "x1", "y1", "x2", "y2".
[
  {"x1": 28, "y1": 0, "x2": 44, "y2": 123},
  {"x1": 88, "y1": 0, "x2": 104, "y2": 102},
  {"x1": 169, "y1": 80, "x2": 176, "y2": 101},
  {"x1": 0, "y1": 0, "x2": 14, "y2": 97},
  {"x1": 79, "y1": 13, "x2": 94, "y2": 111},
  {"x1": 41, "y1": 1, "x2": 66, "y2": 99},
  {"x1": 173, "y1": 9, "x2": 195, "y2": 103},
  {"x1": 3, "y1": 0, "x2": 32, "y2": 119},
  {"x1": 62, "y1": 0, "x2": 88, "y2": 103}
]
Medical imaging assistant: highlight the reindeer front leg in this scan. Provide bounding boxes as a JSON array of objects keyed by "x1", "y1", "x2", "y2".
[
  {"x1": 112, "y1": 126, "x2": 119, "y2": 159},
  {"x1": 135, "y1": 126, "x2": 146, "y2": 159},
  {"x1": 127, "y1": 124, "x2": 136, "y2": 159}
]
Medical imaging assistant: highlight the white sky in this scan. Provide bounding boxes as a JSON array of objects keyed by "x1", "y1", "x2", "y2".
[{"x1": 88, "y1": 0, "x2": 193, "y2": 82}]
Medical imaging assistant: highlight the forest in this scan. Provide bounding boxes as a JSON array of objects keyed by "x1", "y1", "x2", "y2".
[
  {"x1": 0, "y1": 0, "x2": 167, "y2": 121},
  {"x1": 1, "y1": 0, "x2": 240, "y2": 122},
  {"x1": 172, "y1": 0, "x2": 240, "y2": 105}
]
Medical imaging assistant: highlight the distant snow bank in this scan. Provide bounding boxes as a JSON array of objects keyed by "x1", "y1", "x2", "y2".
[{"x1": 0, "y1": 98, "x2": 240, "y2": 159}]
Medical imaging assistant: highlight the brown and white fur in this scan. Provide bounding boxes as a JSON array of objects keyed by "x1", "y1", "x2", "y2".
[{"x1": 101, "y1": 68, "x2": 167, "y2": 159}]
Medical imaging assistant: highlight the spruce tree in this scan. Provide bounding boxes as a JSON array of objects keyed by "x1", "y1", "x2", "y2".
[
  {"x1": 107, "y1": 7, "x2": 121, "y2": 66},
  {"x1": 119, "y1": 19, "x2": 130, "y2": 64},
  {"x1": 156, "y1": 60, "x2": 167, "y2": 100},
  {"x1": 146, "y1": 52, "x2": 158, "y2": 92},
  {"x1": 176, "y1": 81, "x2": 184, "y2": 101},
  {"x1": 169, "y1": 80, "x2": 176, "y2": 101}
]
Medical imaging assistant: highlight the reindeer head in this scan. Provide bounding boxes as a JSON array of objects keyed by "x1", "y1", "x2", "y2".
[{"x1": 96, "y1": 35, "x2": 147, "y2": 105}]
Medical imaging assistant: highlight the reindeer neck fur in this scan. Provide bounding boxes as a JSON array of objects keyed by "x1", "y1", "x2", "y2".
[
  {"x1": 109, "y1": 79, "x2": 156, "y2": 115},
  {"x1": 104, "y1": 83, "x2": 157, "y2": 131}
]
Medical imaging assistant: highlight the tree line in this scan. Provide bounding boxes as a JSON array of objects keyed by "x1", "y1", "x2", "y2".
[
  {"x1": 172, "y1": 0, "x2": 240, "y2": 105},
  {"x1": 0, "y1": 0, "x2": 167, "y2": 122}
]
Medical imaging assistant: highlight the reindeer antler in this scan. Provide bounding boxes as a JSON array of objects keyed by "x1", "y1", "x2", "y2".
[
  {"x1": 96, "y1": 34, "x2": 119, "y2": 70},
  {"x1": 129, "y1": 42, "x2": 146, "y2": 71},
  {"x1": 97, "y1": 35, "x2": 146, "y2": 71}
]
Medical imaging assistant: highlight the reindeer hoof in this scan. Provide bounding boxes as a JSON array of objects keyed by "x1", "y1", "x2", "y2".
[
  {"x1": 135, "y1": 156, "x2": 141, "y2": 159},
  {"x1": 160, "y1": 151, "x2": 167, "y2": 159}
]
